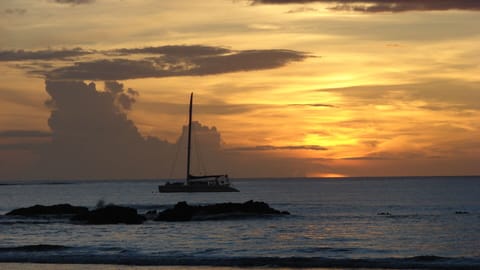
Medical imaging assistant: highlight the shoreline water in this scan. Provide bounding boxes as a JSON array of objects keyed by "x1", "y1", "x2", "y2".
[
  {"x1": 0, "y1": 264, "x2": 324, "y2": 270},
  {"x1": 0, "y1": 264, "x2": 347, "y2": 270},
  {"x1": 1, "y1": 177, "x2": 479, "y2": 269},
  {"x1": 1, "y1": 255, "x2": 480, "y2": 269}
]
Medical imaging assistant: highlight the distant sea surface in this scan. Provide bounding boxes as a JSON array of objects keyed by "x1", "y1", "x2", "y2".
[{"x1": 1, "y1": 176, "x2": 479, "y2": 269}]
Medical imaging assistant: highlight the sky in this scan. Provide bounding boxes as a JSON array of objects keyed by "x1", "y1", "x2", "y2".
[{"x1": 0, "y1": 0, "x2": 479, "y2": 180}]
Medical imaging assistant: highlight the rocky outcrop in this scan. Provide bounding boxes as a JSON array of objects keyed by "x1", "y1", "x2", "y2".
[
  {"x1": 6, "y1": 204, "x2": 88, "y2": 217},
  {"x1": 5, "y1": 201, "x2": 289, "y2": 224},
  {"x1": 71, "y1": 205, "x2": 145, "y2": 225},
  {"x1": 155, "y1": 200, "x2": 290, "y2": 221}
]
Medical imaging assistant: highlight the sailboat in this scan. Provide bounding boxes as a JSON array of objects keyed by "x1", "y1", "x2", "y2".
[{"x1": 158, "y1": 93, "x2": 239, "y2": 193}]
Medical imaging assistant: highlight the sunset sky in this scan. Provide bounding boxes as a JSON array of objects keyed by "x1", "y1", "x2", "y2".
[{"x1": 1, "y1": 0, "x2": 479, "y2": 180}]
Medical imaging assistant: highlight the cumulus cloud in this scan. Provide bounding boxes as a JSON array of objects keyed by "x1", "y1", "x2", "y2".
[
  {"x1": 104, "y1": 81, "x2": 138, "y2": 110},
  {"x1": 0, "y1": 130, "x2": 52, "y2": 151},
  {"x1": 30, "y1": 80, "x2": 172, "y2": 179},
  {"x1": 251, "y1": 0, "x2": 480, "y2": 12},
  {"x1": 0, "y1": 143, "x2": 46, "y2": 151},
  {"x1": 0, "y1": 80, "x2": 328, "y2": 179},
  {"x1": 0, "y1": 130, "x2": 51, "y2": 138},
  {"x1": 0, "y1": 130, "x2": 51, "y2": 151}
]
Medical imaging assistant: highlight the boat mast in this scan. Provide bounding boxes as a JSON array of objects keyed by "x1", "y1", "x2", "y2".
[{"x1": 186, "y1": 92, "x2": 193, "y2": 183}]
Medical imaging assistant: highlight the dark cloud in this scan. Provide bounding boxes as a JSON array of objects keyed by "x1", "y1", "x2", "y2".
[
  {"x1": 289, "y1": 103, "x2": 335, "y2": 108},
  {"x1": 104, "y1": 81, "x2": 124, "y2": 94},
  {"x1": 53, "y1": 0, "x2": 95, "y2": 5},
  {"x1": 47, "y1": 59, "x2": 157, "y2": 80},
  {"x1": 103, "y1": 81, "x2": 138, "y2": 110},
  {"x1": 4, "y1": 8, "x2": 27, "y2": 15},
  {"x1": 0, "y1": 131, "x2": 50, "y2": 151},
  {"x1": 138, "y1": 101, "x2": 263, "y2": 118},
  {"x1": 342, "y1": 150, "x2": 430, "y2": 160},
  {"x1": 113, "y1": 45, "x2": 231, "y2": 57},
  {"x1": 1, "y1": 45, "x2": 309, "y2": 80},
  {"x1": 251, "y1": 0, "x2": 480, "y2": 12},
  {"x1": 286, "y1": 6, "x2": 318, "y2": 13},
  {"x1": 0, "y1": 130, "x2": 51, "y2": 138},
  {"x1": 0, "y1": 48, "x2": 90, "y2": 61},
  {"x1": 187, "y1": 49, "x2": 308, "y2": 75},
  {"x1": 0, "y1": 143, "x2": 44, "y2": 151},
  {"x1": 230, "y1": 145, "x2": 327, "y2": 151},
  {"x1": 1, "y1": 80, "x2": 328, "y2": 179},
  {"x1": 33, "y1": 80, "x2": 172, "y2": 179},
  {"x1": 47, "y1": 48, "x2": 309, "y2": 80}
]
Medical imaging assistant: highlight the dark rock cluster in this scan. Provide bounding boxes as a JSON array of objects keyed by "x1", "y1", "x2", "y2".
[
  {"x1": 5, "y1": 201, "x2": 289, "y2": 224},
  {"x1": 71, "y1": 205, "x2": 145, "y2": 225},
  {"x1": 156, "y1": 200, "x2": 290, "y2": 221},
  {"x1": 6, "y1": 204, "x2": 88, "y2": 217},
  {"x1": 6, "y1": 203, "x2": 144, "y2": 225}
]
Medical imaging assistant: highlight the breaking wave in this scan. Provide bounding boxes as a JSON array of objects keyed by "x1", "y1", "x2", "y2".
[
  {"x1": 0, "y1": 245, "x2": 69, "y2": 252},
  {"x1": 0, "y1": 249, "x2": 479, "y2": 269}
]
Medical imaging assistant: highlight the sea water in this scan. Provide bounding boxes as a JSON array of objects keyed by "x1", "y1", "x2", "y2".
[{"x1": 0, "y1": 177, "x2": 479, "y2": 269}]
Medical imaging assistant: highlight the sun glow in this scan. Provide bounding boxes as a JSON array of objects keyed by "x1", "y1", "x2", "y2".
[
  {"x1": 308, "y1": 172, "x2": 348, "y2": 178},
  {"x1": 303, "y1": 133, "x2": 358, "y2": 148}
]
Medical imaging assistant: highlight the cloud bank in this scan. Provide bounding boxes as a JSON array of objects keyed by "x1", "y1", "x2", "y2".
[
  {"x1": 46, "y1": 47, "x2": 309, "y2": 80},
  {"x1": 251, "y1": 0, "x2": 480, "y2": 12},
  {"x1": 53, "y1": 0, "x2": 95, "y2": 5},
  {"x1": 0, "y1": 48, "x2": 91, "y2": 61},
  {"x1": 0, "y1": 45, "x2": 309, "y2": 80},
  {"x1": 0, "y1": 80, "x2": 323, "y2": 180},
  {"x1": 0, "y1": 130, "x2": 51, "y2": 138},
  {"x1": 32, "y1": 80, "x2": 173, "y2": 179}
]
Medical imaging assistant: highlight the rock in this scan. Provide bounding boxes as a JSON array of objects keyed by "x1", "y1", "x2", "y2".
[
  {"x1": 72, "y1": 205, "x2": 145, "y2": 225},
  {"x1": 155, "y1": 201, "x2": 195, "y2": 221},
  {"x1": 377, "y1": 212, "x2": 392, "y2": 216},
  {"x1": 6, "y1": 204, "x2": 88, "y2": 217},
  {"x1": 144, "y1": 209, "x2": 158, "y2": 220},
  {"x1": 155, "y1": 200, "x2": 290, "y2": 221}
]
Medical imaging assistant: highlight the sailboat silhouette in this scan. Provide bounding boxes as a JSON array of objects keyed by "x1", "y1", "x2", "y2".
[{"x1": 158, "y1": 93, "x2": 239, "y2": 193}]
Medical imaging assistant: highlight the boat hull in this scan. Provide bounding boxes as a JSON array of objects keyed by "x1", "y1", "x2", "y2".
[{"x1": 158, "y1": 184, "x2": 239, "y2": 193}]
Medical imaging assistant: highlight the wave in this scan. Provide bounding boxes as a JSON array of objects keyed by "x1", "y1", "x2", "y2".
[
  {"x1": 0, "y1": 215, "x2": 72, "y2": 225},
  {"x1": 0, "y1": 182, "x2": 73, "y2": 186},
  {"x1": 120, "y1": 203, "x2": 172, "y2": 211},
  {"x1": 0, "y1": 250, "x2": 479, "y2": 269},
  {"x1": 295, "y1": 247, "x2": 355, "y2": 253},
  {"x1": 0, "y1": 245, "x2": 69, "y2": 252}
]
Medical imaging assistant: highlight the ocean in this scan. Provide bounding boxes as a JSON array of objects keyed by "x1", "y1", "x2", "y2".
[{"x1": 0, "y1": 176, "x2": 479, "y2": 269}]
